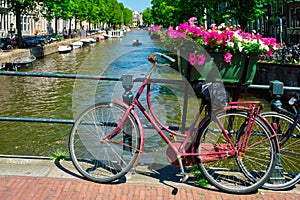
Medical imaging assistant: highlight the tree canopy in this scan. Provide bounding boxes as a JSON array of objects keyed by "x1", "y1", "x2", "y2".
[
  {"x1": 8, "y1": 0, "x2": 133, "y2": 46},
  {"x1": 150, "y1": 0, "x2": 280, "y2": 30}
]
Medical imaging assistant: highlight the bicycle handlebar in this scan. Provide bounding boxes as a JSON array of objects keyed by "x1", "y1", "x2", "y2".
[
  {"x1": 152, "y1": 52, "x2": 176, "y2": 63},
  {"x1": 146, "y1": 52, "x2": 176, "y2": 79}
]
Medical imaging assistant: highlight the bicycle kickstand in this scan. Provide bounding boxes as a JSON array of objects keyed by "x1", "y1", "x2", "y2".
[{"x1": 177, "y1": 155, "x2": 189, "y2": 182}]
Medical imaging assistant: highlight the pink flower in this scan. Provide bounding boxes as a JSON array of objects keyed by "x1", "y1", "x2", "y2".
[
  {"x1": 166, "y1": 30, "x2": 186, "y2": 39},
  {"x1": 189, "y1": 53, "x2": 205, "y2": 66},
  {"x1": 161, "y1": 17, "x2": 281, "y2": 64},
  {"x1": 224, "y1": 52, "x2": 233, "y2": 63},
  {"x1": 197, "y1": 54, "x2": 205, "y2": 65},
  {"x1": 188, "y1": 17, "x2": 197, "y2": 27},
  {"x1": 150, "y1": 25, "x2": 160, "y2": 31}
]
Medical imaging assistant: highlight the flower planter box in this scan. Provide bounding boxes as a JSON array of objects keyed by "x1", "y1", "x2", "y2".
[{"x1": 175, "y1": 51, "x2": 258, "y2": 84}]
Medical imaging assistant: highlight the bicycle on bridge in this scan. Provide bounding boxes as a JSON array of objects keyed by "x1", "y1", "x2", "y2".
[{"x1": 69, "y1": 52, "x2": 280, "y2": 194}]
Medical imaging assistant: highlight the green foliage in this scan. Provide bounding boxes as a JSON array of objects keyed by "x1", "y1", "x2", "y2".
[
  {"x1": 150, "y1": 0, "x2": 281, "y2": 30},
  {"x1": 123, "y1": 8, "x2": 133, "y2": 26},
  {"x1": 50, "y1": 149, "x2": 68, "y2": 162},
  {"x1": 152, "y1": 0, "x2": 176, "y2": 27},
  {"x1": 9, "y1": 0, "x2": 36, "y2": 15},
  {"x1": 41, "y1": 0, "x2": 132, "y2": 29},
  {"x1": 189, "y1": 165, "x2": 210, "y2": 187},
  {"x1": 151, "y1": 0, "x2": 206, "y2": 27},
  {"x1": 142, "y1": 7, "x2": 153, "y2": 26}
]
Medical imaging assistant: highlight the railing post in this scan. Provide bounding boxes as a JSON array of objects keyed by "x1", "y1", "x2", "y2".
[
  {"x1": 269, "y1": 80, "x2": 285, "y2": 184},
  {"x1": 122, "y1": 74, "x2": 134, "y2": 105},
  {"x1": 121, "y1": 74, "x2": 135, "y2": 176}
]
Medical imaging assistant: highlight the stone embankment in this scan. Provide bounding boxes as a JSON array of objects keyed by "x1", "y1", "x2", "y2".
[{"x1": 0, "y1": 38, "x2": 80, "y2": 65}]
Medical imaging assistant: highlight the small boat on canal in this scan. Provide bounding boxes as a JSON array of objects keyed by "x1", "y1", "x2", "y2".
[
  {"x1": 58, "y1": 45, "x2": 72, "y2": 53},
  {"x1": 71, "y1": 41, "x2": 83, "y2": 48},
  {"x1": 1, "y1": 55, "x2": 36, "y2": 71},
  {"x1": 80, "y1": 38, "x2": 97, "y2": 46},
  {"x1": 133, "y1": 39, "x2": 142, "y2": 46}
]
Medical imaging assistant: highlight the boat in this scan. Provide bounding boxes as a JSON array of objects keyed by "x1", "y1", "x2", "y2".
[
  {"x1": 58, "y1": 45, "x2": 72, "y2": 53},
  {"x1": 133, "y1": 39, "x2": 142, "y2": 46},
  {"x1": 1, "y1": 55, "x2": 36, "y2": 71},
  {"x1": 13, "y1": 55, "x2": 36, "y2": 67},
  {"x1": 89, "y1": 38, "x2": 97, "y2": 43},
  {"x1": 98, "y1": 35, "x2": 106, "y2": 41},
  {"x1": 80, "y1": 38, "x2": 91, "y2": 46},
  {"x1": 107, "y1": 30, "x2": 124, "y2": 38},
  {"x1": 71, "y1": 41, "x2": 83, "y2": 48},
  {"x1": 80, "y1": 38, "x2": 97, "y2": 46}
]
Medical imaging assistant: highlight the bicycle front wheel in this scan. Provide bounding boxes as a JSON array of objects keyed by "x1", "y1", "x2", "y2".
[
  {"x1": 262, "y1": 111, "x2": 300, "y2": 190},
  {"x1": 195, "y1": 110, "x2": 276, "y2": 194},
  {"x1": 69, "y1": 102, "x2": 141, "y2": 183}
]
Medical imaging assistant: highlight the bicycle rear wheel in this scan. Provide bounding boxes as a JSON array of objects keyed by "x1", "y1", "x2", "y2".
[
  {"x1": 262, "y1": 111, "x2": 300, "y2": 190},
  {"x1": 69, "y1": 102, "x2": 141, "y2": 183},
  {"x1": 195, "y1": 110, "x2": 276, "y2": 194}
]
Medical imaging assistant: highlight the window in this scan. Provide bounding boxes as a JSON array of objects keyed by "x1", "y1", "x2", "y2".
[
  {"x1": 296, "y1": 8, "x2": 300, "y2": 27},
  {"x1": 290, "y1": 7, "x2": 300, "y2": 28}
]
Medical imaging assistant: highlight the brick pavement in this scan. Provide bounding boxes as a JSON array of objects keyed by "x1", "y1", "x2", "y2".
[
  {"x1": 0, "y1": 156, "x2": 299, "y2": 200},
  {"x1": 0, "y1": 175, "x2": 299, "y2": 200}
]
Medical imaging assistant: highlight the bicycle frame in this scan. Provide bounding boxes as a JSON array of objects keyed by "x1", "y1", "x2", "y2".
[{"x1": 105, "y1": 60, "x2": 280, "y2": 169}]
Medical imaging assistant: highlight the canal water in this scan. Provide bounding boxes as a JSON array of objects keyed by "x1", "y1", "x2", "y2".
[{"x1": 0, "y1": 30, "x2": 270, "y2": 160}]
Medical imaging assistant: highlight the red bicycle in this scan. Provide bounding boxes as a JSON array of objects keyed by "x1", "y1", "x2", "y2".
[{"x1": 69, "y1": 52, "x2": 279, "y2": 194}]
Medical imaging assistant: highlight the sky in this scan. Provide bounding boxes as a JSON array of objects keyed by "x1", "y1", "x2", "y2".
[{"x1": 118, "y1": 0, "x2": 152, "y2": 12}]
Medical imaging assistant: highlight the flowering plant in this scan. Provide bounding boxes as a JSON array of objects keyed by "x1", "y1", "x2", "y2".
[{"x1": 155, "y1": 17, "x2": 280, "y2": 63}]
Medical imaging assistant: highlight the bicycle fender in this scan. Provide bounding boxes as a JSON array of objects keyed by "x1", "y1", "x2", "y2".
[{"x1": 259, "y1": 113, "x2": 281, "y2": 153}]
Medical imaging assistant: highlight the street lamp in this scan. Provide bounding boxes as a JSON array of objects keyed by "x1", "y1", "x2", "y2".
[{"x1": 10, "y1": 23, "x2": 14, "y2": 38}]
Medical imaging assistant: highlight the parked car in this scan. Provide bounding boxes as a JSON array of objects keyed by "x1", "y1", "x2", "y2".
[
  {"x1": 22, "y1": 36, "x2": 40, "y2": 47},
  {"x1": 33, "y1": 36, "x2": 49, "y2": 45},
  {"x1": 0, "y1": 38, "x2": 13, "y2": 50}
]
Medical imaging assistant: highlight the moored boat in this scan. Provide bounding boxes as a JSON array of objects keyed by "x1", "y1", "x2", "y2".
[
  {"x1": 80, "y1": 38, "x2": 91, "y2": 46},
  {"x1": 80, "y1": 38, "x2": 97, "y2": 46},
  {"x1": 71, "y1": 41, "x2": 83, "y2": 48},
  {"x1": 1, "y1": 55, "x2": 36, "y2": 71},
  {"x1": 13, "y1": 55, "x2": 36, "y2": 67},
  {"x1": 98, "y1": 35, "x2": 106, "y2": 41},
  {"x1": 58, "y1": 45, "x2": 72, "y2": 53}
]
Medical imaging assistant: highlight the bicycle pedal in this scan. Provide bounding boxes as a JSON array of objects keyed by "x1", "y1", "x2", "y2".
[{"x1": 180, "y1": 174, "x2": 189, "y2": 183}]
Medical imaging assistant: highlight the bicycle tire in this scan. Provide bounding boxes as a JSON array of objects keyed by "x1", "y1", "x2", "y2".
[
  {"x1": 69, "y1": 102, "x2": 141, "y2": 183},
  {"x1": 262, "y1": 111, "x2": 300, "y2": 190},
  {"x1": 195, "y1": 110, "x2": 276, "y2": 194}
]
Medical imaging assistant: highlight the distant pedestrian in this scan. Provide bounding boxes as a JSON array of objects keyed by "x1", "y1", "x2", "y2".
[
  {"x1": 81, "y1": 25, "x2": 86, "y2": 38},
  {"x1": 63, "y1": 27, "x2": 68, "y2": 39}
]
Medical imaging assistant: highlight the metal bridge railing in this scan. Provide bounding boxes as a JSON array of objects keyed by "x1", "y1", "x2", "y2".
[
  {"x1": 0, "y1": 71, "x2": 185, "y2": 130},
  {"x1": 0, "y1": 70, "x2": 299, "y2": 126}
]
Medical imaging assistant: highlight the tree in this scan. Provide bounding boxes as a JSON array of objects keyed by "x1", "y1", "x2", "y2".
[
  {"x1": 142, "y1": 7, "x2": 153, "y2": 26},
  {"x1": 123, "y1": 8, "x2": 133, "y2": 26},
  {"x1": 9, "y1": 0, "x2": 36, "y2": 47},
  {"x1": 150, "y1": 0, "x2": 279, "y2": 31},
  {"x1": 151, "y1": 0, "x2": 177, "y2": 27},
  {"x1": 42, "y1": 0, "x2": 72, "y2": 35},
  {"x1": 203, "y1": 0, "x2": 272, "y2": 30}
]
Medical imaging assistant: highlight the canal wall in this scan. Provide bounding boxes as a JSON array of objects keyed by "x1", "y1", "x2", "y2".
[
  {"x1": 254, "y1": 62, "x2": 300, "y2": 87},
  {"x1": 30, "y1": 38, "x2": 79, "y2": 58},
  {"x1": 0, "y1": 49, "x2": 30, "y2": 64},
  {"x1": 0, "y1": 38, "x2": 80, "y2": 64}
]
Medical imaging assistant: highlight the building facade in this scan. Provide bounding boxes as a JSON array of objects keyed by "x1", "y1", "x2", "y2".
[
  {"x1": 0, "y1": 1, "x2": 78, "y2": 38},
  {"x1": 132, "y1": 11, "x2": 143, "y2": 27}
]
